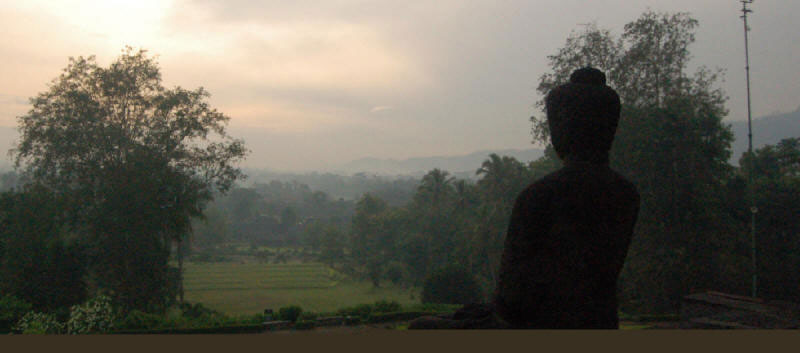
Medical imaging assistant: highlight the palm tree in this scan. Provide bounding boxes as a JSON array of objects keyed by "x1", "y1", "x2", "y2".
[
  {"x1": 473, "y1": 154, "x2": 534, "y2": 287},
  {"x1": 415, "y1": 168, "x2": 454, "y2": 211},
  {"x1": 476, "y1": 154, "x2": 531, "y2": 205}
]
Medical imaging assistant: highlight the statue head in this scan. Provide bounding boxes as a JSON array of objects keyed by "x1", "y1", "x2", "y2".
[{"x1": 545, "y1": 67, "x2": 621, "y2": 164}]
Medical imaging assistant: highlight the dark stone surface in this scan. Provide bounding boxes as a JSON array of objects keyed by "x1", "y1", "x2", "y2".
[
  {"x1": 680, "y1": 291, "x2": 800, "y2": 329},
  {"x1": 408, "y1": 303, "x2": 510, "y2": 329}
]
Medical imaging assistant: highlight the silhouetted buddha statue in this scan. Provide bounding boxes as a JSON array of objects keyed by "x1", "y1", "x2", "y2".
[
  {"x1": 409, "y1": 67, "x2": 639, "y2": 329},
  {"x1": 493, "y1": 67, "x2": 640, "y2": 329}
]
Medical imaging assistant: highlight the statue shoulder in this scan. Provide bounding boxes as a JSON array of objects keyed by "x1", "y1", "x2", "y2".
[{"x1": 608, "y1": 170, "x2": 640, "y2": 204}]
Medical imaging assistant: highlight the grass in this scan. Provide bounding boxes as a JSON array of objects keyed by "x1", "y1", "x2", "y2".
[{"x1": 183, "y1": 262, "x2": 419, "y2": 315}]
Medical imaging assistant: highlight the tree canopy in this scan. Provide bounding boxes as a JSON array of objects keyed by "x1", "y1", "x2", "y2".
[{"x1": 9, "y1": 47, "x2": 247, "y2": 311}]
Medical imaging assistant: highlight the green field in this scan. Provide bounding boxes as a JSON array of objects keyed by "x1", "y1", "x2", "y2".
[{"x1": 183, "y1": 262, "x2": 420, "y2": 315}]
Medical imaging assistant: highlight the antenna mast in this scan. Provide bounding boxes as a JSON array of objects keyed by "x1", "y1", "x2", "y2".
[{"x1": 740, "y1": 0, "x2": 757, "y2": 298}]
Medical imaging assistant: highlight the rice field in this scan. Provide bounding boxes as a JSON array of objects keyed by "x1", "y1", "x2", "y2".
[{"x1": 182, "y1": 262, "x2": 419, "y2": 315}]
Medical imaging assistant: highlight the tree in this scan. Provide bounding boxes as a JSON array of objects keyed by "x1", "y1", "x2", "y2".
[
  {"x1": 223, "y1": 188, "x2": 264, "y2": 224},
  {"x1": 421, "y1": 265, "x2": 482, "y2": 305},
  {"x1": 350, "y1": 193, "x2": 391, "y2": 286},
  {"x1": 533, "y1": 24, "x2": 622, "y2": 142},
  {"x1": 414, "y1": 169, "x2": 454, "y2": 210},
  {"x1": 0, "y1": 171, "x2": 21, "y2": 192},
  {"x1": 532, "y1": 11, "x2": 735, "y2": 312},
  {"x1": 476, "y1": 154, "x2": 531, "y2": 206},
  {"x1": 737, "y1": 138, "x2": 800, "y2": 300},
  {"x1": 11, "y1": 47, "x2": 247, "y2": 312},
  {"x1": 528, "y1": 145, "x2": 562, "y2": 180},
  {"x1": 189, "y1": 204, "x2": 230, "y2": 251},
  {"x1": 412, "y1": 169, "x2": 459, "y2": 272},
  {"x1": 318, "y1": 225, "x2": 346, "y2": 268},
  {"x1": 472, "y1": 154, "x2": 532, "y2": 288},
  {"x1": 0, "y1": 185, "x2": 86, "y2": 313}
]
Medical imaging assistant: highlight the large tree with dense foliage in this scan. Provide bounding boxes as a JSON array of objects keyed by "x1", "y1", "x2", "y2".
[
  {"x1": 0, "y1": 185, "x2": 86, "y2": 313},
  {"x1": 411, "y1": 169, "x2": 458, "y2": 272},
  {"x1": 470, "y1": 154, "x2": 532, "y2": 289},
  {"x1": 10, "y1": 47, "x2": 247, "y2": 312},
  {"x1": 736, "y1": 138, "x2": 800, "y2": 301}
]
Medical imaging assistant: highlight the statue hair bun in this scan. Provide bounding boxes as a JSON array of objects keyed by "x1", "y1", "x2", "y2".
[{"x1": 569, "y1": 67, "x2": 607, "y2": 86}]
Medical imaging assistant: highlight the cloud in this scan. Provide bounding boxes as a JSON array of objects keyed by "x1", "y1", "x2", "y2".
[
  {"x1": 0, "y1": 94, "x2": 27, "y2": 106},
  {"x1": 369, "y1": 106, "x2": 394, "y2": 113},
  {"x1": 2, "y1": 0, "x2": 800, "y2": 170},
  {"x1": 155, "y1": 1, "x2": 437, "y2": 133},
  {"x1": 0, "y1": 94, "x2": 30, "y2": 126}
]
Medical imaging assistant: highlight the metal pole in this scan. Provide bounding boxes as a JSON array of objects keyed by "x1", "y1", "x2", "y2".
[{"x1": 740, "y1": 0, "x2": 757, "y2": 298}]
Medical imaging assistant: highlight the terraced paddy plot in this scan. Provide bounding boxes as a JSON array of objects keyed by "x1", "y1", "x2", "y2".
[{"x1": 183, "y1": 262, "x2": 418, "y2": 315}]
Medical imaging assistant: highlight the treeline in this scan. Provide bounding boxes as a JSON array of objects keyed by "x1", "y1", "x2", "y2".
[
  {"x1": 310, "y1": 135, "x2": 799, "y2": 314},
  {"x1": 308, "y1": 155, "x2": 556, "y2": 294},
  {"x1": 188, "y1": 175, "x2": 420, "y2": 252},
  {"x1": 300, "y1": 11, "x2": 800, "y2": 314},
  {"x1": 244, "y1": 170, "x2": 420, "y2": 205}
]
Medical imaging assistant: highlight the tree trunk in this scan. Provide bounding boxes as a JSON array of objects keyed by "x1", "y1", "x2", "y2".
[{"x1": 178, "y1": 239, "x2": 184, "y2": 304}]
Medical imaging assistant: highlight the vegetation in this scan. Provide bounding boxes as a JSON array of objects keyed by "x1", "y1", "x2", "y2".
[
  {"x1": 3, "y1": 47, "x2": 246, "y2": 314},
  {"x1": 528, "y1": 10, "x2": 800, "y2": 312},
  {"x1": 181, "y1": 262, "x2": 416, "y2": 315},
  {"x1": 422, "y1": 266, "x2": 482, "y2": 305},
  {"x1": 277, "y1": 305, "x2": 303, "y2": 323},
  {"x1": 0, "y1": 295, "x2": 32, "y2": 332},
  {"x1": 1, "y1": 9, "x2": 799, "y2": 333}
]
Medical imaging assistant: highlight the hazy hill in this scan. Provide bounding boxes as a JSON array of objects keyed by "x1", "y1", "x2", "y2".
[
  {"x1": 334, "y1": 148, "x2": 545, "y2": 177},
  {"x1": 4, "y1": 107, "x2": 799, "y2": 173},
  {"x1": 241, "y1": 148, "x2": 544, "y2": 201},
  {"x1": 729, "y1": 107, "x2": 800, "y2": 164},
  {"x1": 0, "y1": 126, "x2": 14, "y2": 171}
]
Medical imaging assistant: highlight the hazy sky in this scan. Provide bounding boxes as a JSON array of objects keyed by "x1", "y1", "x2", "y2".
[{"x1": 0, "y1": 0, "x2": 797, "y2": 171}]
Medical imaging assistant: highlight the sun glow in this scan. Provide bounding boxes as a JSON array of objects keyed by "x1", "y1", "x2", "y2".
[
  {"x1": 1, "y1": 0, "x2": 431, "y2": 132},
  {"x1": 23, "y1": 0, "x2": 173, "y2": 47}
]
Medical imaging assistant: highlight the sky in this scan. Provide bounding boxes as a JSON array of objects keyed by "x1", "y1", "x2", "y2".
[{"x1": 0, "y1": 0, "x2": 797, "y2": 171}]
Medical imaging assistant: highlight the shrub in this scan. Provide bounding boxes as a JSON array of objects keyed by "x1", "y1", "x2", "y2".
[
  {"x1": 66, "y1": 295, "x2": 116, "y2": 334},
  {"x1": 14, "y1": 312, "x2": 64, "y2": 334},
  {"x1": 236, "y1": 313, "x2": 266, "y2": 325},
  {"x1": 383, "y1": 261, "x2": 408, "y2": 285},
  {"x1": 180, "y1": 302, "x2": 218, "y2": 319},
  {"x1": 421, "y1": 266, "x2": 482, "y2": 305},
  {"x1": 337, "y1": 303, "x2": 373, "y2": 319},
  {"x1": 0, "y1": 295, "x2": 32, "y2": 332},
  {"x1": 190, "y1": 250, "x2": 230, "y2": 263},
  {"x1": 255, "y1": 250, "x2": 271, "y2": 263},
  {"x1": 294, "y1": 320, "x2": 316, "y2": 330},
  {"x1": 153, "y1": 303, "x2": 233, "y2": 329},
  {"x1": 298, "y1": 311, "x2": 318, "y2": 321},
  {"x1": 344, "y1": 316, "x2": 362, "y2": 325},
  {"x1": 118, "y1": 310, "x2": 163, "y2": 330},
  {"x1": 408, "y1": 303, "x2": 461, "y2": 313},
  {"x1": 278, "y1": 305, "x2": 303, "y2": 323},
  {"x1": 367, "y1": 311, "x2": 429, "y2": 324},
  {"x1": 372, "y1": 300, "x2": 402, "y2": 313}
]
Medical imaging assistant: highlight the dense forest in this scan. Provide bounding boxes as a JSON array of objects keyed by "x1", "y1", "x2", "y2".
[{"x1": 1, "y1": 10, "x2": 799, "y2": 333}]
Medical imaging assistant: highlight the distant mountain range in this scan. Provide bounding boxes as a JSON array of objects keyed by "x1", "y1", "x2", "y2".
[
  {"x1": 1, "y1": 108, "x2": 797, "y2": 174},
  {"x1": 729, "y1": 107, "x2": 800, "y2": 164},
  {"x1": 330, "y1": 108, "x2": 800, "y2": 175},
  {"x1": 332, "y1": 148, "x2": 545, "y2": 177}
]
